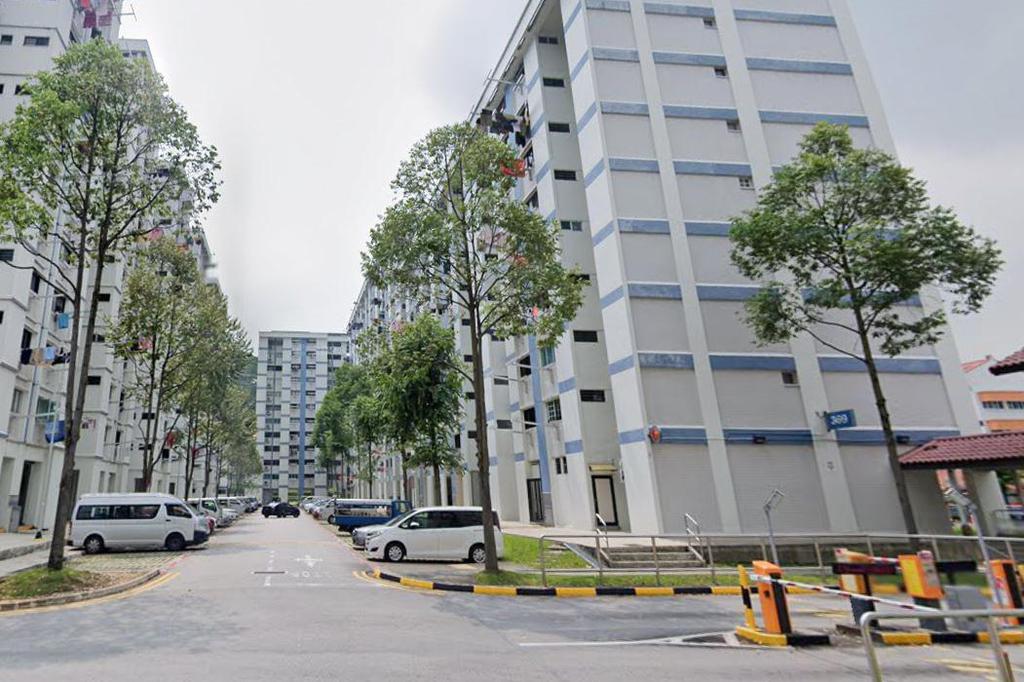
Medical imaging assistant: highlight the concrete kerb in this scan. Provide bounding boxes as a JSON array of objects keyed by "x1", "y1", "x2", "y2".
[
  {"x1": 0, "y1": 567, "x2": 164, "y2": 612},
  {"x1": 0, "y1": 540, "x2": 50, "y2": 562},
  {"x1": 367, "y1": 568, "x2": 833, "y2": 598}
]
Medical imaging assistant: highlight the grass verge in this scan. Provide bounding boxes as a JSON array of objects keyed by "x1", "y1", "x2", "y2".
[
  {"x1": 502, "y1": 534, "x2": 589, "y2": 570},
  {"x1": 474, "y1": 570, "x2": 837, "y2": 588},
  {"x1": 0, "y1": 567, "x2": 115, "y2": 600}
]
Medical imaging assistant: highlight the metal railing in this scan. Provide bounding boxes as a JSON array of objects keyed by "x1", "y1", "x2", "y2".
[
  {"x1": 533, "y1": 529, "x2": 1024, "y2": 587},
  {"x1": 860, "y1": 608, "x2": 1024, "y2": 681}
]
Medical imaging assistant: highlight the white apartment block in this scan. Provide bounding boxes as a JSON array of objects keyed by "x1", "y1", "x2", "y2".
[
  {"x1": 0, "y1": 1, "x2": 218, "y2": 532},
  {"x1": 368, "y1": 0, "x2": 992, "y2": 535},
  {"x1": 257, "y1": 331, "x2": 351, "y2": 503}
]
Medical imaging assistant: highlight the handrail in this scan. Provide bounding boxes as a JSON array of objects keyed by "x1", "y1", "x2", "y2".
[{"x1": 860, "y1": 608, "x2": 1024, "y2": 681}]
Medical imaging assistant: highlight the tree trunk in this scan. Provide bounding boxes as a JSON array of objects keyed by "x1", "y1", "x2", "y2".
[
  {"x1": 854, "y1": 308, "x2": 919, "y2": 541},
  {"x1": 468, "y1": 307, "x2": 498, "y2": 572},
  {"x1": 48, "y1": 241, "x2": 109, "y2": 570}
]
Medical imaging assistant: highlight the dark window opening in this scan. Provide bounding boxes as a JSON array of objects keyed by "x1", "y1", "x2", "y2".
[
  {"x1": 580, "y1": 390, "x2": 606, "y2": 403},
  {"x1": 553, "y1": 170, "x2": 577, "y2": 181},
  {"x1": 573, "y1": 330, "x2": 599, "y2": 343}
]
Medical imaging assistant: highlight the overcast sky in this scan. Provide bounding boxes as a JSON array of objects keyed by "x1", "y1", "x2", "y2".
[{"x1": 122, "y1": 1, "x2": 1023, "y2": 362}]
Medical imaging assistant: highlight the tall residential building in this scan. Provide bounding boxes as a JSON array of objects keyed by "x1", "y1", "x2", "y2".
[
  {"x1": 370, "y1": 0, "x2": 988, "y2": 535},
  {"x1": 257, "y1": 331, "x2": 351, "y2": 503},
  {"x1": 0, "y1": 2, "x2": 217, "y2": 531},
  {"x1": 963, "y1": 356, "x2": 1024, "y2": 434}
]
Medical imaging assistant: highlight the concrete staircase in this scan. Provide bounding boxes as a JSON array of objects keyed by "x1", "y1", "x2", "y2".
[{"x1": 598, "y1": 543, "x2": 706, "y2": 570}]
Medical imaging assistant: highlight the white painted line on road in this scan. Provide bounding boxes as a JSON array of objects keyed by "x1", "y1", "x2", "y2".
[
  {"x1": 518, "y1": 631, "x2": 766, "y2": 650},
  {"x1": 294, "y1": 554, "x2": 322, "y2": 568}
]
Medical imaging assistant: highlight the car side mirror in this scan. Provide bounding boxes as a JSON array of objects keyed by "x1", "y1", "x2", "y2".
[{"x1": 407, "y1": 521, "x2": 420, "y2": 529}]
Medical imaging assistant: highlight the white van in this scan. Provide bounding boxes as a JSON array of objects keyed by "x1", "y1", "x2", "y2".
[
  {"x1": 71, "y1": 493, "x2": 208, "y2": 554},
  {"x1": 365, "y1": 506, "x2": 503, "y2": 564}
]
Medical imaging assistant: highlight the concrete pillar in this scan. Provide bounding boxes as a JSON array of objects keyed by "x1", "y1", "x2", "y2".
[{"x1": 966, "y1": 470, "x2": 1006, "y2": 537}]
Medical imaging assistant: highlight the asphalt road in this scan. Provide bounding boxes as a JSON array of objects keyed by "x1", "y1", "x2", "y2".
[{"x1": 3, "y1": 513, "x2": 1024, "y2": 681}]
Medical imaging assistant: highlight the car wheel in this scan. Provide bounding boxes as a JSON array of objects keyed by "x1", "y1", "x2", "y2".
[
  {"x1": 469, "y1": 543, "x2": 487, "y2": 564},
  {"x1": 385, "y1": 542, "x2": 406, "y2": 562},
  {"x1": 83, "y1": 534, "x2": 105, "y2": 555},
  {"x1": 165, "y1": 533, "x2": 186, "y2": 552}
]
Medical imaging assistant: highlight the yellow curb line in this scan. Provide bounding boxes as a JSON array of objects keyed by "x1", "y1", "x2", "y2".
[
  {"x1": 0, "y1": 571, "x2": 178, "y2": 617},
  {"x1": 735, "y1": 626, "x2": 789, "y2": 647}
]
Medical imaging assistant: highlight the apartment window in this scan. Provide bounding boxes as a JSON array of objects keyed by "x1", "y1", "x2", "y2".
[
  {"x1": 525, "y1": 190, "x2": 539, "y2": 209},
  {"x1": 572, "y1": 273, "x2": 591, "y2": 284},
  {"x1": 11, "y1": 389, "x2": 24, "y2": 414},
  {"x1": 15, "y1": 84, "x2": 29, "y2": 96},
  {"x1": 463, "y1": 354, "x2": 473, "y2": 362},
  {"x1": 98, "y1": 293, "x2": 111, "y2": 302},
  {"x1": 703, "y1": 17, "x2": 717, "y2": 28},
  {"x1": 87, "y1": 375, "x2": 102, "y2": 386},
  {"x1": 542, "y1": 77, "x2": 565, "y2": 88},
  {"x1": 781, "y1": 370, "x2": 799, "y2": 386},
  {"x1": 30, "y1": 270, "x2": 42, "y2": 293},
  {"x1": 20, "y1": 328, "x2": 32, "y2": 352},
  {"x1": 0, "y1": 248, "x2": 13, "y2": 262},
  {"x1": 982, "y1": 401, "x2": 1005, "y2": 409},
  {"x1": 24, "y1": 36, "x2": 50, "y2": 47},
  {"x1": 467, "y1": 430, "x2": 478, "y2": 441},
  {"x1": 554, "y1": 456, "x2": 569, "y2": 475},
  {"x1": 454, "y1": 433, "x2": 461, "y2": 448},
  {"x1": 739, "y1": 176, "x2": 754, "y2": 190},
  {"x1": 548, "y1": 122, "x2": 571, "y2": 133},
  {"x1": 0, "y1": 35, "x2": 13, "y2": 46},
  {"x1": 518, "y1": 355, "x2": 532, "y2": 377},
  {"x1": 0, "y1": 85, "x2": 4, "y2": 95},
  {"x1": 465, "y1": 391, "x2": 476, "y2": 400},
  {"x1": 1008, "y1": 401, "x2": 1024, "y2": 410},
  {"x1": 538, "y1": 36, "x2": 559, "y2": 45},
  {"x1": 580, "y1": 390, "x2": 606, "y2": 403},
  {"x1": 553, "y1": 170, "x2": 577, "y2": 181},
  {"x1": 92, "y1": 334, "x2": 106, "y2": 343},
  {"x1": 726, "y1": 119, "x2": 741, "y2": 132},
  {"x1": 497, "y1": 419, "x2": 513, "y2": 430},
  {"x1": 573, "y1": 330, "x2": 599, "y2": 343},
  {"x1": 461, "y1": 318, "x2": 471, "y2": 326},
  {"x1": 560, "y1": 220, "x2": 583, "y2": 232},
  {"x1": 523, "y1": 407, "x2": 537, "y2": 428},
  {"x1": 714, "y1": 66, "x2": 728, "y2": 78},
  {"x1": 545, "y1": 398, "x2": 562, "y2": 422},
  {"x1": 540, "y1": 346, "x2": 556, "y2": 366}
]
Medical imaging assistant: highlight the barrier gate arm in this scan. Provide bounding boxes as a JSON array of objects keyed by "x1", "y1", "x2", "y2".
[
  {"x1": 860, "y1": 608, "x2": 1024, "y2": 682},
  {"x1": 750, "y1": 575, "x2": 940, "y2": 612}
]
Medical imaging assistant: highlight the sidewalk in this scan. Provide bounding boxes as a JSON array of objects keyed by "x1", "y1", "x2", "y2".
[{"x1": 0, "y1": 532, "x2": 52, "y2": 579}]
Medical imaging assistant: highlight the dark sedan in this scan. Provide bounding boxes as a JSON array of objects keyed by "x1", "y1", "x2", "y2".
[{"x1": 261, "y1": 502, "x2": 300, "y2": 518}]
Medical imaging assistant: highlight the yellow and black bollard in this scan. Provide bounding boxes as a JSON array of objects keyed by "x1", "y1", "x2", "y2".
[
  {"x1": 753, "y1": 560, "x2": 791, "y2": 635},
  {"x1": 738, "y1": 564, "x2": 757, "y2": 630}
]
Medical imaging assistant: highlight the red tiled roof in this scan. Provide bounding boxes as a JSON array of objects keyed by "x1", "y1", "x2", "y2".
[
  {"x1": 962, "y1": 356, "x2": 991, "y2": 373},
  {"x1": 991, "y1": 348, "x2": 1024, "y2": 376},
  {"x1": 900, "y1": 430, "x2": 1024, "y2": 468}
]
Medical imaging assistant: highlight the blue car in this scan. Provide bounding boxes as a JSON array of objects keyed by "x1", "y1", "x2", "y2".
[{"x1": 328, "y1": 499, "x2": 412, "y2": 533}]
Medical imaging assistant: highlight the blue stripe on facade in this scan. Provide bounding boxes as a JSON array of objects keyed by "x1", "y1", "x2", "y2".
[
  {"x1": 609, "y1": 157, "x2": 660, "y2": 173},
  {"x1": 577, "y1": 101, "x2": 599, "y2": 132},
  {"x1": 489, "y1": 457, "x2": 498, "y2": 465},
  {"x1": 563, "y1": 1, "x2": 583, "y2": 31},
  {"x1": 835, "y1": 429, "x2": 959, "y2": 445},
  {"x1": 544, "y1": 209, "x2": 557, "y2": 223},
  {"x1": 652, "y1": 51, "x2": 727, "y2": 67},
  {"x1": 619, "y1": 428, "x2": 647, "y2": 444},
  {"x1": 535, "y1": 160, "x2": 551, "y2": 183},
  {"x1": 685, "y1": 221, "x2": 732, "y2": 236},
  {"x1": 619, "y1": 218, "x2": 670, "y2": 234},
  {"x1": 586, "y1": 0, "x2": 630, "y2": 11},
  {"x1": 509, "y1": 401, "x2": 520, "y2": 412},
  {"x1": 584, "y1": 159, "x2": 606, "y2": 187},
  {"x1": 724, "y1": 428, "x2": 814, "y2": 444},
  {"x1": 486, "y1": 411, "x2": 495, "y2": 422},
  {"x1": 696, "y1": 284, "x2": 759, "y2": 301},
  {"x1": 601, "y1": 101, "x2": 650, "y2": 116},
  {"x1": 663, "y1": 105, "x2": 739, "y2": 120},
  {"x1": 531, "y1": 112, "x2": 547, "y2": 132},
  {"x1": 674, "y1": 160, "x2": 753, "y2": 176},
  {"x1": 733, "y1": 9, "x2": 836, "y2": 26},
  {"x1": 746, "y1": 57, "x2": 853, "y2": 75},
  {"x1": 484, "y1": 367, "x2": 493, "y2": 377},
  {"x1": 514, "y1": 452, "x2": 526, "y2": 463},
  {"x1": 609, "y1": 355, "x2": 635, "y2": 375},
  {"x1": 638, "y1": 352, "x2": 694, "y2": 369},
  {"x1": 526, "y1": 71, "x2": 541, "y2": 92},
  {"x1": 709, "y1": 354, "x2": 797, "y2": 371},
  {"x1": 558, "y1": 377, "x2": 577, "y2": 393},
  {"x1": 599, "y1": 285, "x2": 624, "y2": 308},
  {"x1": 659, "y1": 427, "x2": 708, "y2": 444},
  {"x1": 592, "y1": 47, "x2": 640, "y2": 62},
  {"x1": 643, "y1": 3, "x2": 714, "y2": 18},
  {"x1": 759, "y1": 110, "x2": 869, "y2": 127},
  {"x1": 628, "y1": 282, "x2": 682, "y2": 299},
  {"x1": 818, "y1": 357, "x2": 943, "y2": 374},
  {"x1": 570, "y1": 50, "x2": 591, "y2": 81},
  {"x1": 564, "y1": 439, "x2": 585, "y2": 454},
  {"x1": 514, "y1": 182, "x2": 523, "y2": 201},
  {"x1": 592, "y1": 220, "x2": 615, "y2": 246}
]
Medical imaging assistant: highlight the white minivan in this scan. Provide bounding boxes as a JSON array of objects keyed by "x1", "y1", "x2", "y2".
[
  {"x1": 71, "y1": 493, "x2": 208, "y2": 554},
  {"x1": 365, "y1": 506, "x2": 503, "y2": 564}
]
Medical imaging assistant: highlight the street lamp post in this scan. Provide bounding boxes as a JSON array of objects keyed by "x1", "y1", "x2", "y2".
[{"x1": 763, "y1": 488, "x2": 785, "y2": 566}]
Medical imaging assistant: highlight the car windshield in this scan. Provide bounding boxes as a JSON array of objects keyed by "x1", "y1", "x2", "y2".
[{"x1": 388, "y1": 510, "x2": 416, "y2": 527}]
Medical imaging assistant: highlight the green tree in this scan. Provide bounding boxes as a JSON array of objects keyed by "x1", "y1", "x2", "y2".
[
  {"x1": 381, "y1": 316, "x2": 463, "y2": 505},
  {"x1": 0, "y1": 41, "x2": 219, "y2": 569},
  {"x1": 363, "y1": 123, "x2": 584, "y2": 571},
  {"x1": 729, "y1": 123, "x2": 1002, "y2": 535},
  {"x1": 350, "y1": 393, "x2": 386, "y2": 496},
  {"x1": 110, "y1": 237, "x2": 203, "y2": 491},
  {"x1": 313, "y1": 364, "x2": 369, "y2": 497}
]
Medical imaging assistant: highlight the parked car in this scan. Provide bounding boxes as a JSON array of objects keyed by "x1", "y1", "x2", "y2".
[
  {"x1": 188, "y1": 498, "x2": 235, "y2": 527},
  {"x1": 352, "y1": 512, "x2": 410, "y2": 549},
  {"x1": 70, "y1": 493, "x2": 208, "y2": 554},
  {"x1": 300, "y1": 497, "x2": 326, "y2": 513},
  {"x1": 328, "y1": 498, "x2": 412, "y2": 533},
  {"x1": 311, "y1": 499, "x2": 336, "y2": 521},
  {"x1": 365, "y1": 506, "x2": 502, "y2": 563},
  {"x1": 186, "y1": 502, "x2": 217, "y2": 535},
  {"x1": 262, "y1": 502, "x2": 300, "y2": 518}
]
